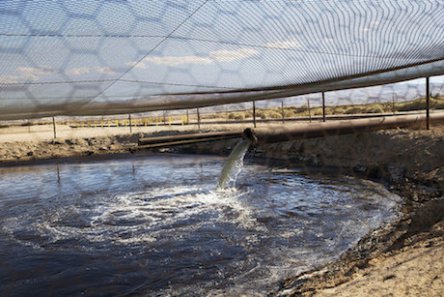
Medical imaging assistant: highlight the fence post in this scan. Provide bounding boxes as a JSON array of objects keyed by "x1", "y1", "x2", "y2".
[
  {"x1": 322, "y1": 92, "x2": 326, "y2": 122},
  {"x1": 307, "y1": 98, "x2": 312, "y2": 122},
  {"x1": 253, "y1": 101, "x2": 257, "y2": 128},
  {"x1": 197, "y1": 108, "x2": 201, "y2": 130},
  {"x1": 52, "y1": 116, "x2": 57, "y2": 140},
  {"x1": 426, "y1": 77, "x2": 430, "y2": 130},
  {"x1": 392, "y1": 94, "x2": 396, "y2": 114},
  {"x1": 128, "y1": 114, "x2": 132, "y2": 133},
  {"x1": 281, "y1": 101, "x2": 285, "y2": 124}
]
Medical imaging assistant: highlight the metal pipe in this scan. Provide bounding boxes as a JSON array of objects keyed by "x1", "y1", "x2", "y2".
[
  {"x1": 197, "y1": 108, "x2": 201, "y2": 130},
  {"x1": 136, "y1": 112, "x2": 444, "y2": 150},
  {"x1": 139, "y1": 131, "x2": 242, "y2": 146},
  {"x1": 307, "y1": 98, "x2": 312, "y2": 122},
  {"x1": 281, "y1": 101, "x2": 285, "y2": 124},
  {"x1": 322, "y1": 92, "x2": 326, "y2": 122},
  {"x1": 138, "y1": 136, "x2": 239, "y2": 150},
  {"x1": 253, "y1": 101, "x2": 257, "y2": 128},
  {"x1": 426, "y1": 77, "x2": 430, "y2": 130},
  {"x1": 52, "y1": 116, "x2": 57, "y2": 140},
  {"x1": 128, "y1": 113, "x2": 132, "y2": 133},
  {"x1": 251, "y1": 113, "x2": 444, "y2": 145},
  {"x1": 392, "y1": 94, "x2": 396, "y2": 114}
]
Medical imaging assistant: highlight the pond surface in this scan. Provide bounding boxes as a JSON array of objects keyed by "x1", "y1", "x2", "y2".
[{"x1": 0, "y1": 154, "x2": 400, "y2": 296}]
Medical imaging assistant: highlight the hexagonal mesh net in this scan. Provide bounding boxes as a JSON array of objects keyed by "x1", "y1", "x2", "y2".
[
  {"x1": 1, "y1": 0, "x2": 443, "y2": 120},
  {"x1": 1, "y1": 2, "x2": 444, "y2": 296}
]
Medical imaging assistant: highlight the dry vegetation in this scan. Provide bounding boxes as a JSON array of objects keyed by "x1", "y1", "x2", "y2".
[
  {"x1": 1, "y1": 97, "x2": 443, "y2": 128},
  {"x1": 220, "y1": 96, "x2": 444, "y2": 121}
]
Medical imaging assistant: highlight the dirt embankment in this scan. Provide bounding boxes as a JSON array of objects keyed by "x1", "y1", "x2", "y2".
[
  {"x1": 0, "y1": 123, "x2": 248, "y2": 164},
  {"x1": 257, "y1": 127, "x2": 444, "y2": 297},
  {"x1": 0, "y1": 128, "x2": 211, "y2": 164},
  {"x1": 0, "y1": 135, "x2": 134, "y2": 164}
]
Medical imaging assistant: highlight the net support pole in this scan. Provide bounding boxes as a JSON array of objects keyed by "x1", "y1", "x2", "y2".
[
  {"x1": 52, "y1": 116, "x2": 57, "y2": 140},
  {"x1": 163, "y1": 111, "x2": 166, "y2": 126},
  {"x1": 322, "y1": 92, "x2": 326, "y2": 122},
  {"x1": 253, "y1": 101, "x2": 257, "y2": 128},
  {"x1": 307, "y1": 98, "x2": 312, "y2": 123},
  {"x1": 281, "y1": 101, "x2": 285, "y2": 124},
  {"x1": 197, "y1": 108, "x2": 201, "y2": 130},
  {"x1": 186, "y1": 110, "x2": 189, "y2": 125},
  {"x1": 128, "y1": 114, "x2": 132, "y2": 134},
  {"x1": 392, "y1": 94, "x2": 396, "y2": 114},
  {"x1": 426, "y1": 77, "x2": 430, "y2": 130}
]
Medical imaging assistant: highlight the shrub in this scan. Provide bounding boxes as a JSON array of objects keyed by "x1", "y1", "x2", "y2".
[
  {"x1": 256, "y1": 110, "x2": 267, "y2": 119},
  {"x1": 266, "y1": 110, "x2": 282, "y2": 119},
  {"x1": 284, "y1": 110, "x2": 296, "y2": 118},
  {"x1": 364, "y1": 106, "x2": 384, "y2": 113},
  {"x1": 228, "y1": 112, "x2": 245, "y2": 120},
  {"x1": 344, "y1": 107, "x2": 362, "y2": 114},
  {"x1": 333, "y1": 107, "x2": 346, "y2": 114}
]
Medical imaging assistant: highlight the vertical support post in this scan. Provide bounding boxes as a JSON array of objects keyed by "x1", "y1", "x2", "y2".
[
  {"x1": 426, "y1": 77, "x2": 430, "y2": 130},
  {"x1": 322, "y1": 92, "x2": 326, "y2": 122},
  {"x1": 281, "y1": 101, "x2": 285, "y2": 124},
  {"x1": 163, "y1": 111, "x2": 166, "y2": 126},
  {"x1": 253, "y1": 100, "x2": 257, "y2": 128},
  {"x1": 128, "y1": 114, "x2": 132, "y2": 134},
  {"x1": 186, "y1": 110, "x2": 189, "y2": 125},
  {"x1": 307, "y1": 98, "x2": 312, "y2": 122},
  {"x1": 197, "y1": 108, "x2": 201, "y2": 130},
  {"x1": 52, "y1": 116, "x2": 57, "y2": 140},
  {"x1": 392, "y1": 94, "x2": 396, "y2": 114}
]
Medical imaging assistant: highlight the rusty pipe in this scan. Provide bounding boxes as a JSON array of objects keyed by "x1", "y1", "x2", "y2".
[
  {"x1": 246, "y1": 113, "x2": 444, "y2": 145},
  {"x1": 138, "y1": 131, "x2": 242, "y2": 146}
]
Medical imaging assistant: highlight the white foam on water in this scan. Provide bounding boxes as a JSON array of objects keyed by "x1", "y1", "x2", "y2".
[{"x1": 2, "y1": 185, "x2": 261, "y2": 248}]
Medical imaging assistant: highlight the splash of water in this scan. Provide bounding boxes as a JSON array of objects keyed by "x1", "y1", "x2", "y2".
[{"x1": 217, "y1": 139, "x2": 251, "y2": 189}]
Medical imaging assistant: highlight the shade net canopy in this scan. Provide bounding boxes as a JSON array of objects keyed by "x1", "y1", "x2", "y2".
[{"x1": 0, "y1": 0, "x2": 443, "y2": 120}]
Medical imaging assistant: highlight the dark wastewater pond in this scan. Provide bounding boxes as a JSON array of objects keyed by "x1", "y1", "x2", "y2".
[{"x1": 0, "y1": 154, "x2": 401, "y2": 296}]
